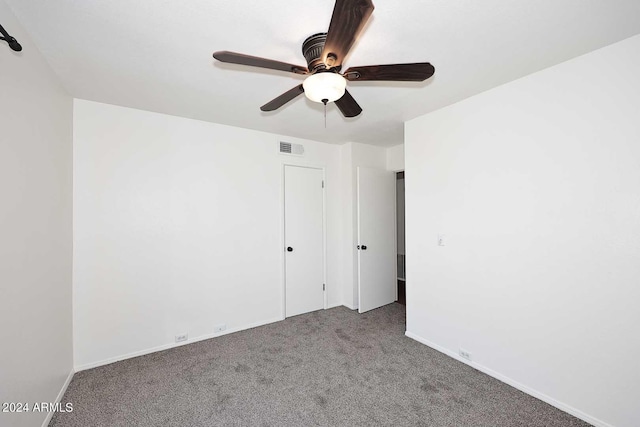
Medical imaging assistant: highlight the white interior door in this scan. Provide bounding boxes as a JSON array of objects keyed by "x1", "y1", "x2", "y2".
[
  {"x1": 284, "y1": 165, "x2": 324, "y2": 317},
  {"x1": 357, "y1": 166, "x2": 396, "y2": 313}
]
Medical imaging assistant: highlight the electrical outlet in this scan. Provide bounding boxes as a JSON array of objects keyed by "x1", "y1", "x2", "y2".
[
  {"x1": 175, "y1": 333, "x2": 188, "y2": 343},
  {"x1": 459, "y1": 348, "x2": 472, "y2": 361},
  {"x1": 214, "y1": 324, "x2": 227, "y2": 333}
]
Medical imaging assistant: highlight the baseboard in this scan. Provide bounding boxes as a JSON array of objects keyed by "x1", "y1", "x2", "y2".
[
  {"x1": 342, "y1": 303, "x2": 357, "y2": 310},
  {"x1": 404, "y1": 331, "x2": 612, "y2": 427},
  {"x1": 75, "y1": 316, "x2": 283, "y2": 372},
  {"x1": 41, "y1": 368, "x2": 74, "y2": 427}
]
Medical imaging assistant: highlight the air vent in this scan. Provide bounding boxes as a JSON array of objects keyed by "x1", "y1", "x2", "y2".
[
  {"x1": 280, "y1": 142, "x2": 292, "y2": 154},
  {"x1": 279, "y1": 142, "x2": 304, "y2": 156}
]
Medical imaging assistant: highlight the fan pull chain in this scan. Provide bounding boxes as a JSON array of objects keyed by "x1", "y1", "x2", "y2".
[{"x1": 322, "y1": 99, "x2": 328, "y2": 129}]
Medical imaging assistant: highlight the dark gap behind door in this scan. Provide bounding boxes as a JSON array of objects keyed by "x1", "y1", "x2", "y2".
[{"x1": 396, "y1": 171, "x2": 406, "y2": 305}]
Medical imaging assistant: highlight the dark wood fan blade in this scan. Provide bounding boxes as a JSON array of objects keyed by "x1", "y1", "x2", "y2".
[
  {"x1": 343, "y1": 63, "x2": 435, "y2": 81},
  {"x1": 334, "y1": 89, "x2": 362, "y2": 117},
  {"x1": 322, "y1": 0, "x2": 374, "y2": 68},
  {"x1": 260, "y1": 85, "x2": 305, "y2": 111},
  {"x1": 213, "y1": 51, "x2": 308, "y2": 75}
]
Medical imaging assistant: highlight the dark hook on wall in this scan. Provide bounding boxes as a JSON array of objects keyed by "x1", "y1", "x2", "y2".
[{"x1": 0, "y1": 23, "x2": 22, "y2": 52}]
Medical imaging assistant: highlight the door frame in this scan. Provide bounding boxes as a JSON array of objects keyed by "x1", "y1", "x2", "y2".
[
  {"x1": 392, "y1": 171, "x2": 407, "y2": 304},
  {"x1": 281, "y1": 162, "x2": 327, "y2": 320}
]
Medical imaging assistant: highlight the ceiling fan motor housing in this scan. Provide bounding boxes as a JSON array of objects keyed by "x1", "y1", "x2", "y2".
[{"x1": 302, "y1": 33, "x2": 336, "y2": 73}]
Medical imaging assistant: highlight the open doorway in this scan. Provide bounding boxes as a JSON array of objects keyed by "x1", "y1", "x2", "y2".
[{"x1": 396, "y1": 171, "x2": 406, "y2": 305}]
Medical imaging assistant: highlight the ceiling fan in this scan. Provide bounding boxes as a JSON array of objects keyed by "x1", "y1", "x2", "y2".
[{"x1": 212, "y1": 0, "x2": 435, "y2": 118}]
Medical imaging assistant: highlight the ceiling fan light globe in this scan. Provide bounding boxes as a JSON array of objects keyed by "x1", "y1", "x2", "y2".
[{"x1": 303, "y1": 73, "x2": 347, "y2": 103}]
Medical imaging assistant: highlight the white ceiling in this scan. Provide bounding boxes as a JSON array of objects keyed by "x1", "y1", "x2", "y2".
[{"x1": 5, "y1": 0, "x2": 640, "y2": 146}]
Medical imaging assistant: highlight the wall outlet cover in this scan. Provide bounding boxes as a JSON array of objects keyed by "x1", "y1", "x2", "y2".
[{"x1": 459, "y1": 348, "x2": 472, "y2": 361}]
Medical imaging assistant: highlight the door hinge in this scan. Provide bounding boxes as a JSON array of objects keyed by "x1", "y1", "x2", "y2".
[
  {"x1": 323, "y1": 283, "x2": 325, "y2": 291},
  {"x1": 322, "y1": 180, "x2": 324, "y2": 188}
]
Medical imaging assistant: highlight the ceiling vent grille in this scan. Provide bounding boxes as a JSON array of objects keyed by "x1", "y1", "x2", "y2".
[{"x1": 279, "y1": 142, "x2": 304, "y2": 156}]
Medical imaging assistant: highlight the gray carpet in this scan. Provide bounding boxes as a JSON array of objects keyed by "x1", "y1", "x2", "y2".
[{"x1": 51, "y1": 304, "x2": 589, "y2": 426}]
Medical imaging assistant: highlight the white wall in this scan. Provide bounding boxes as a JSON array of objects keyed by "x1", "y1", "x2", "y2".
[
  {"x1": 387, "y1": 144, "x2": 405, "y2": 257},
  {"x1": 73, "y1": 100, "x2": 345, "y2": 369},
  {"x1": 386, "y1": 144, "x2": 404, "y2": 172},
  {"x1": 405, "y1": 35, "x2": 640, "y2": 427},
  {"x1": 0, "y1": 1, "x2": 74, "y2": 426}
]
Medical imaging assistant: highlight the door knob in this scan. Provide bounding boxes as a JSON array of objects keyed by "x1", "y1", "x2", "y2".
[
  {"x1": 361, "y1": 245, "x2": 367, "y2": 250},
  {"x1": 287, "y1": 247, "x2": 293, "y2": 252}
]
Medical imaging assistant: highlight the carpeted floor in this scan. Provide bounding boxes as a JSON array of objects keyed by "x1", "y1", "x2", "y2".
[{"x1": 51, "y1": 304, "x2": 589, "y2": 426}]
